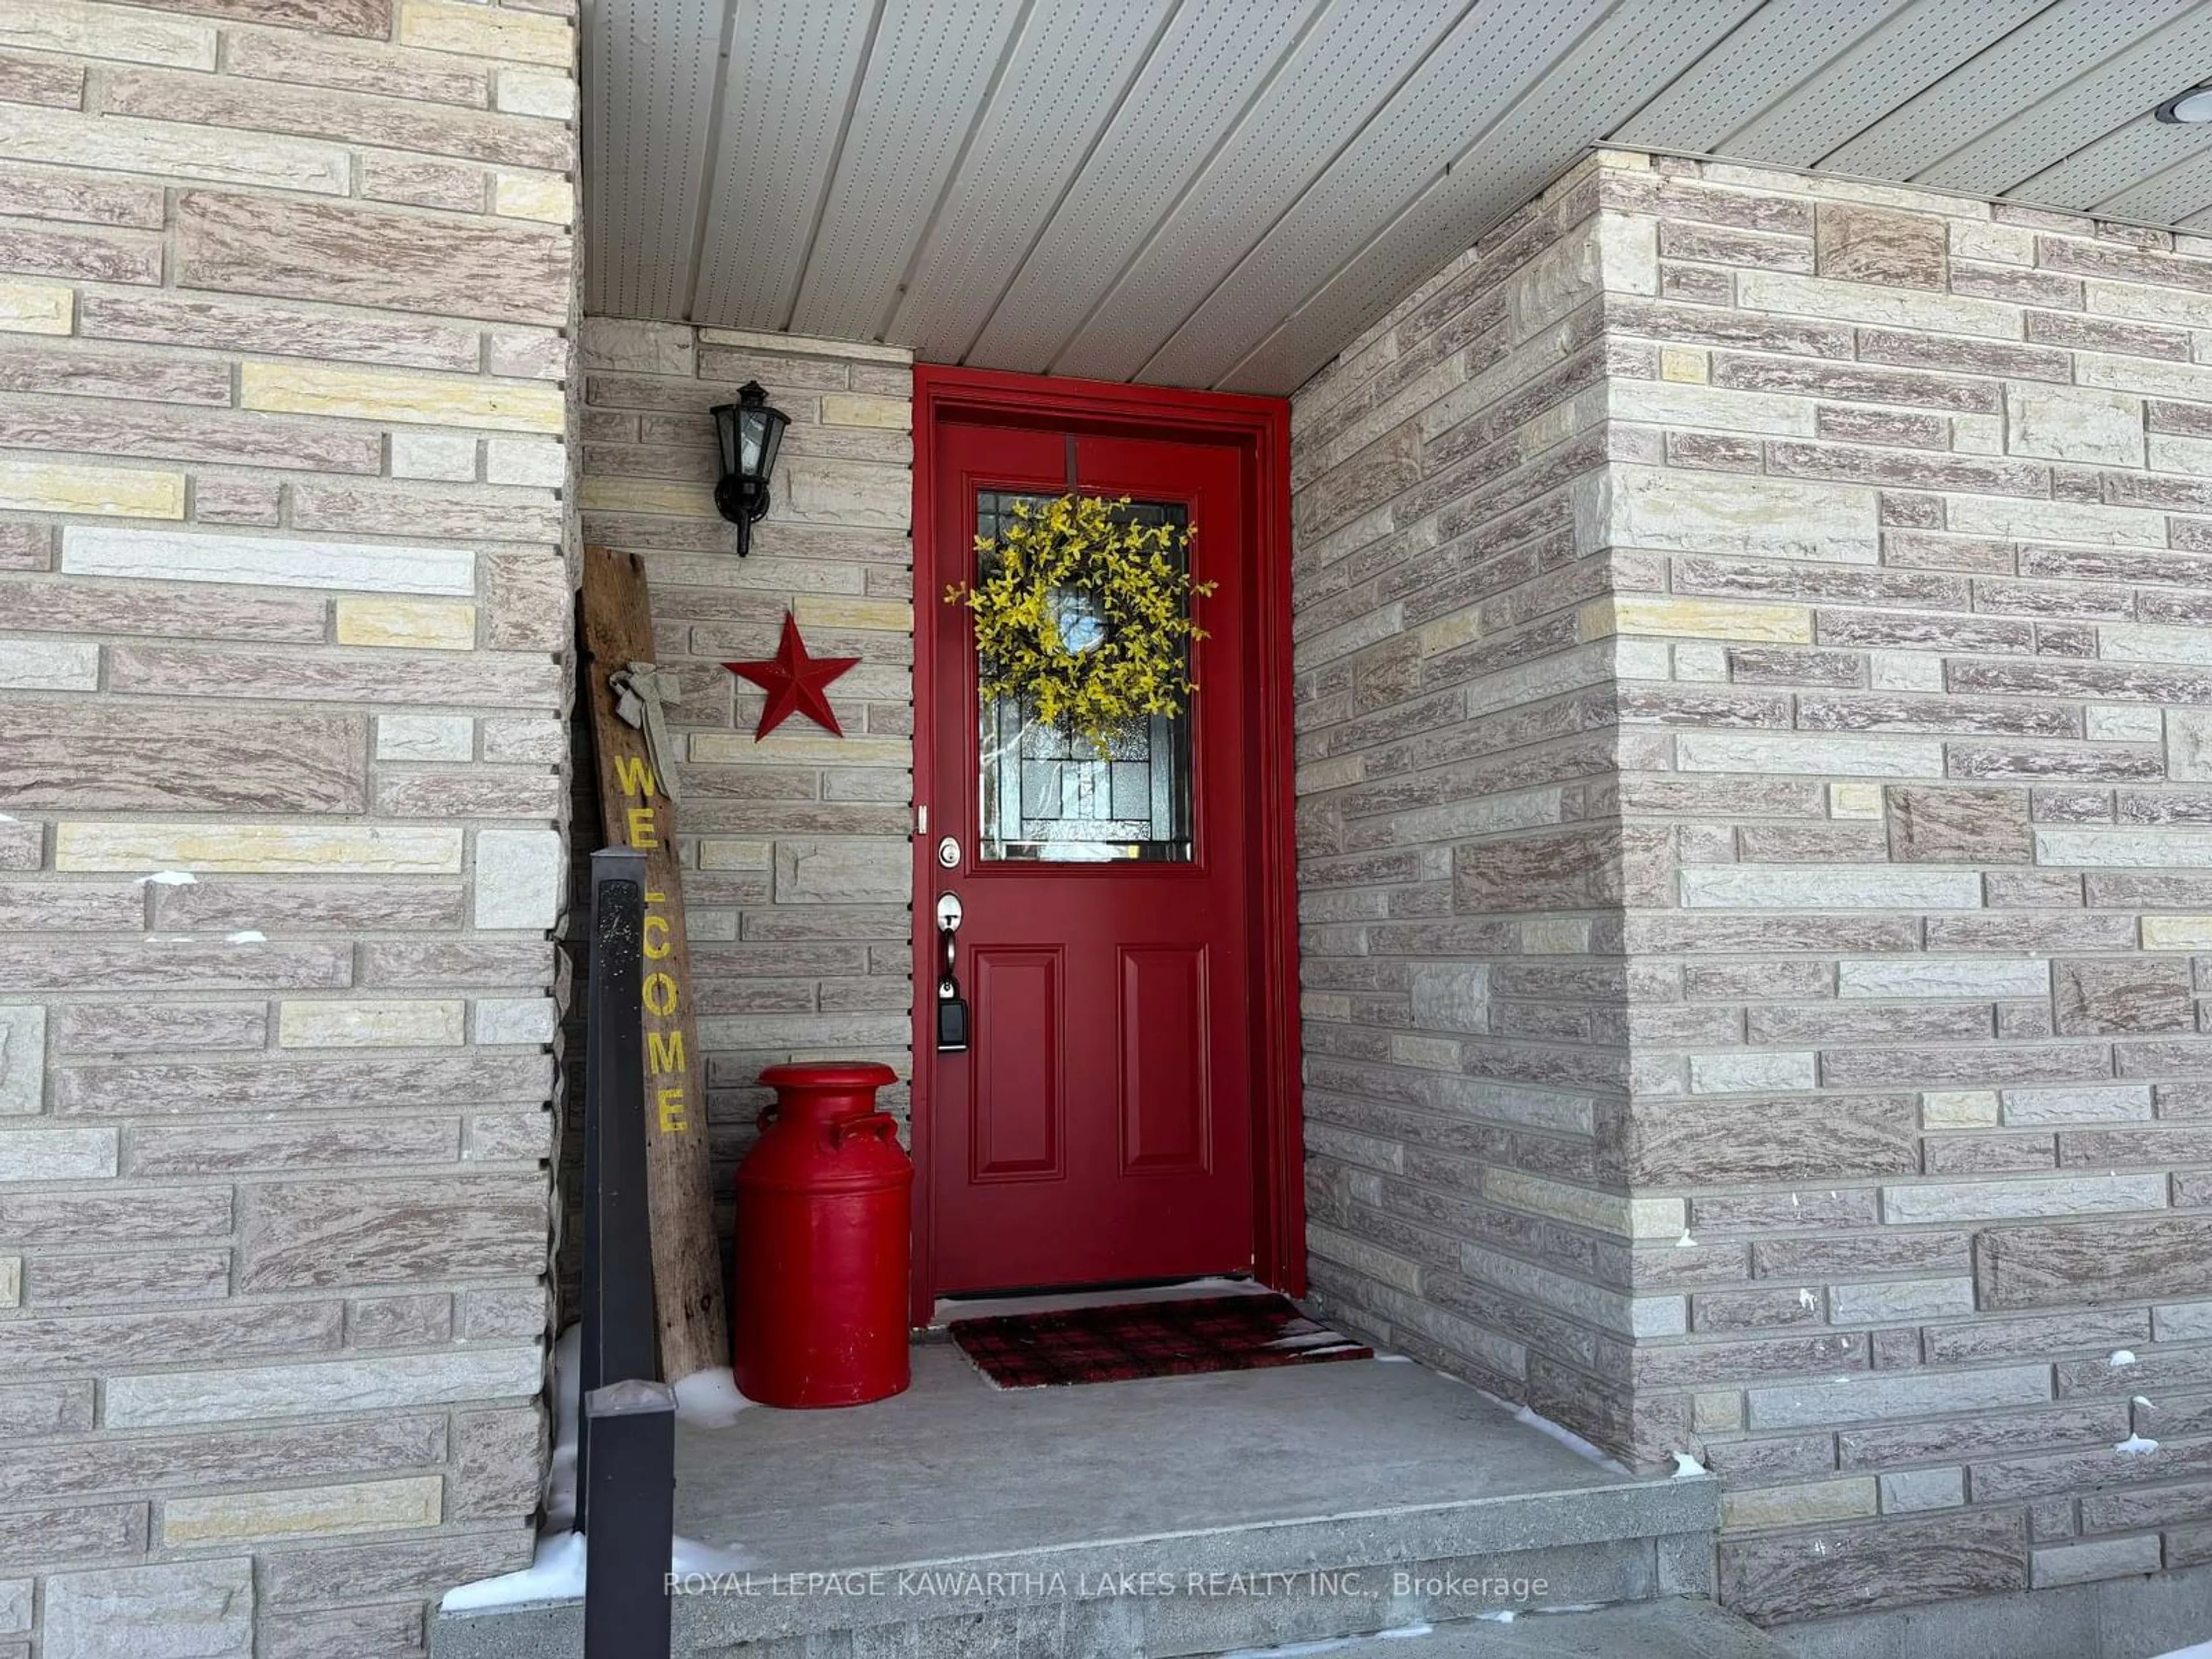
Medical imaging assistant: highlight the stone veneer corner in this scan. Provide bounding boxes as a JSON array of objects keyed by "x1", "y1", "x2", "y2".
[{"x1": 1293, "y1": 147, "x2": 2212, "y2": 1628}]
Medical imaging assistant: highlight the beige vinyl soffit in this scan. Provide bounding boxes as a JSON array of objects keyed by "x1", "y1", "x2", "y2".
[{"x1": 586, "y1": 0, "x2": 2212, "y2": 393}]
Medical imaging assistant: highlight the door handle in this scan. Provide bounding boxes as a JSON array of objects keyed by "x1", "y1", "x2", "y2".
[{"x1": 934, "y1": 891, "x2": 969, "y2": 1052}]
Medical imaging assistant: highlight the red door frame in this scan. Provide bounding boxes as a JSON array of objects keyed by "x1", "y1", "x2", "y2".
[{"x1": 908, "y1": 363, "x2": 1304, "y2": 1324}]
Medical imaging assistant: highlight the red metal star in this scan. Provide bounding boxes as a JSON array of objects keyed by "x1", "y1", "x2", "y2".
[{"x1": 724, "y1": 612, "x2": 859, "y2": 740}]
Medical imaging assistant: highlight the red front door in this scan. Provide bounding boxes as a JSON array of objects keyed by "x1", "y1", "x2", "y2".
[{"x1": 923, "y1": 414, "x2": 1259, "y2": 1295}]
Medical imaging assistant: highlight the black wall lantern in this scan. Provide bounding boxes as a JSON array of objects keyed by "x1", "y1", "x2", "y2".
[{"x1": 710, "y1": 381, "x2": 790, "y2": 557}]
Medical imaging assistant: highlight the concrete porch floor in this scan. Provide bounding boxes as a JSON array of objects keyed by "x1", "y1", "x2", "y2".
[
  {"x1": 434, "y1": 1338, "x2": 1726, "y2": 1657},
  {"x1": 676, "y1": 1342, "x2": 1684, "y2": 1574}
]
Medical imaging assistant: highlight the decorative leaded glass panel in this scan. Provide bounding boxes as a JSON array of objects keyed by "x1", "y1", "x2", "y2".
[{"x1": 975, "y1": 490, "x2": 1194, "y2": 862}]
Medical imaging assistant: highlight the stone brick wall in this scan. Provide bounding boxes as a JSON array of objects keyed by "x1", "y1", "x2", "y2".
[
  {"x1": 575, "y1": 319, "x2": 913, "y2": 1240},
  {"x1": 1293, "y1": 148, "x2": 2212, "y2": 1630},
  {"x1": 1291, "y1": 157, "x2": 1676, "y2": 1455},
  {"x1": 1605, "y1": 153, "x2": 2212, "y2": 1631},
  {"x1": 0, "y1": 2, "x2": 578, "y2": 1653}
]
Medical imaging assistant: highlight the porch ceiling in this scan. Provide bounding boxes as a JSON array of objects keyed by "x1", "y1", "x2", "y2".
[{"x1": 584, "y1": 0, "x2": 2212, "y2": 396}]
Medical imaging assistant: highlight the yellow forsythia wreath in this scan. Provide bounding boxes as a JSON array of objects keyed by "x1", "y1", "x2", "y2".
[{"x1": 945, "y1": 493, "x2": 1215, "y2": 752}]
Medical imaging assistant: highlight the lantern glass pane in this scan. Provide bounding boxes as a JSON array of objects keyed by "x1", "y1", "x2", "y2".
[
  {"x1": 713, "y1": 406, "x2": 740, "y2": 477},
  {"x1": 757, "y1": 410, "x2": 787, "y2": 479}
]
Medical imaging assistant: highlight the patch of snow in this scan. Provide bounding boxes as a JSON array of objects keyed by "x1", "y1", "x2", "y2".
[
  {"x1": 673, "y1": 1365, "x2": 754, "y2": 1430},
  {"x1": 1671, "y1": 1450, "x2": 1707, "y2": 1478},
  {"x1": 441, "y1": 1529, "x2": 756, "y2": 1613},
  {"x1": 1675, "y1": 1229, "x2": 1696, "y2": 1248},
  {"x1": 134, "y1": 870, "x2": 195, "y2": 886},
  {"x1": 2111, "y1": 1350, "x2": 2139, "y2": 1368},
  {"x1": 225, "y1": 931, "x2": 265, "y2": 944},
  {"x1": 1797, "y1": 1289, "x2": 1818, "y2": 1311},
  {"x1": 442, "y1": 1530, "x2": 585, "y2": 1613},
  {"x1": 1475, "y1": 1609, "x2": 1516, "y2": 1623},
  {"x1": 671, "y1": 1535, "x2": 755, "y2": 1576},
  {"x1": 2116, "y1": 1434, "x2": 2161, "y2": 1456},
  {"x1": 2137, "y1": 1396, "x2": 2154, "y2": 1409},
  {"x1": 0, "y1": 814, "x2": 13, "y2": 822},
  {"x1": 143, "y1": 934, "x2": 194, "y2": 942},
  {"x1": 2151, "y1": 1642, "x2": 2212, "y2": 1659},
  {"x1": 1505, "y1": 1402, "x2": 1631, "y2": 1474}
]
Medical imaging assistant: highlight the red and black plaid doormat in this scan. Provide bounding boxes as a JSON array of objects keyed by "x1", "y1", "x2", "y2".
[{"x1": 949, "y1": 1292, "x2": 1372, "y2": 1388}]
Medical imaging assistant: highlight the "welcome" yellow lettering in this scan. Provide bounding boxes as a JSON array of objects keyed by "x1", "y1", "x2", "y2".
[{"x1": 619, "y1": 748, "x2": 689, "y2": 1133}]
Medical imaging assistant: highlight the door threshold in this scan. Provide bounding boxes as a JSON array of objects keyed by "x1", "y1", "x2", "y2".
[{"x1": 927, "y1": 1272, "x2": 1270, "y2": 1329}]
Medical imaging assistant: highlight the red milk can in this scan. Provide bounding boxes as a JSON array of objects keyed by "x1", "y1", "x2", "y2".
[{"x1": 733, "y1": 1061, "x2": 911, "y2": 1407}]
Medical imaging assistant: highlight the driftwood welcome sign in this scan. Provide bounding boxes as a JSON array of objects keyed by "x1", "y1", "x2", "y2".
[{"x1": 581, "y1": 544, "x2": 727, "y2": 1381}]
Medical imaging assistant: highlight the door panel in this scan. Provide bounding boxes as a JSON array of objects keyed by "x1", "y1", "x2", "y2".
[
  {"x1": 1119, "y1": 945, "x2": 1209, "y2": 1175},
  {"x1": 969, "y1": 947, "x2": 1063, "y2": 1181},
  {"x1": 927, "y1": 417, "x2": 1257, "y2": 1294}
]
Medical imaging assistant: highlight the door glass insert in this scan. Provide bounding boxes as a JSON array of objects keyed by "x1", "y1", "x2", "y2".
[{"x1": 975, "y1": 490, "x2": 1194, "y2": 863}]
